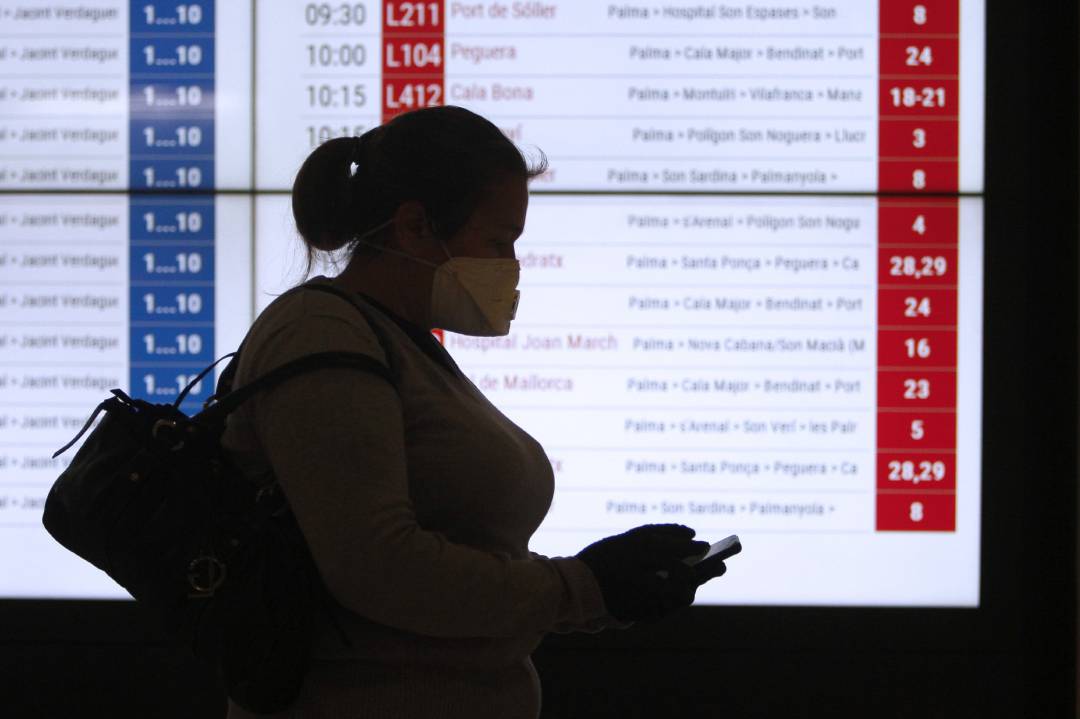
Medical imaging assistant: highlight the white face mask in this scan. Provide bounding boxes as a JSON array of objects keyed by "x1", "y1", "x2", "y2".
[{"x1": 354, "y1": 220, "x2": 521, "y2": 336}]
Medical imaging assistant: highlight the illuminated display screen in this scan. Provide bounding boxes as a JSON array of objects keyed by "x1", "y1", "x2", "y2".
[{"x1": 0, "y1": 1, "x2": 983, "y2": 606}]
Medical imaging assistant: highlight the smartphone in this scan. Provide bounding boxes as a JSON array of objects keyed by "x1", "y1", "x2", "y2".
[
  {"x1": 686, "y1": 535, "x2": 741, "y2": 580},
  {"x1": 656, "y1": 534, "x2": 741, "y2": 580}
]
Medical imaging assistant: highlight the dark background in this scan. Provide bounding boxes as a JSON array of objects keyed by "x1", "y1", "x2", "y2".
[{"x1": 2, "y1": 2, "x2": 1078, "y2": 717}]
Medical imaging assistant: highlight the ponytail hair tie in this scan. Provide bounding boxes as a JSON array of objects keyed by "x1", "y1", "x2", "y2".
[{"x1": 347, "y1": 135, "x2": 364, "y2": 179}]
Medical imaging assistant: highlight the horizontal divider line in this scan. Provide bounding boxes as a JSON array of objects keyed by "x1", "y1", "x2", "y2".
[
  {"x1": 298, "y1": 33, "x2": 878, "y2": 39},
  {"x1": 445, "y1": 366, "x2": 876, "y2": 370},
  {"x1": 0, "y1": 189, "x2": 987, "y2": 197},
  {"x1": 298, "y1": 74, "x2": 880, "y2": 79},
  {"x1": 521, "y1": 243, "x2": 879, "y2": 247},
  {"x1": 554, "y1": 488, "x2": 871, "y2": 493},
  {"x1": 544, "y1": 447, "x2": 875, "y2": 452},
  {"x1": 876, "y1": 450, "x2": 957, "y2": 454},
  {"x1": 539, "y1": 529, "x2": 879, "y2": 534},
  {"x1": 460, "y1": 406, "x2": 876, "y2": 411},
  {"x1": 1, "y1": 155, "x2": 127, "y2": 160},
  {"x1": 298, "y1": 114, "x2": 880, "y2": 121}
]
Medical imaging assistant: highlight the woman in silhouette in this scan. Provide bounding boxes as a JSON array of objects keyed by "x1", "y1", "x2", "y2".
[{"x1": 222, "y1": 106, "x2": 714, "y2": 718}]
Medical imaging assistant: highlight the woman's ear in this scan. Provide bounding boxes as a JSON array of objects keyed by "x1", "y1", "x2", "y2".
[{"x1": 391, "y1": 200, "x2": 438, "y2": 257}]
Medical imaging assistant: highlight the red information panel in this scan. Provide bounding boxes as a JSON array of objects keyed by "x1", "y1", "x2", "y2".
[
  {"x1": 877, "y1": 453, "x2": 956, "y2": 492},
  {"x1": 877, "y1": 494, "x2": 956, "y2": 532},
  {"x1": 879, "y1": 79, "x2": 958, "y2": 118},
  {"x1": 879, "y1": 202, "x2": 960, "y2": 245},
  {"x1": 878, "y1": 247, "x2": 958, "y2": 285},
  {"x1": 876, "y1": 0, "x2": 959, "y2": 532},
  {"x1": 879, "y1": 1, "x2": 959, "y2": 195},
  {"x1": 880, "y1": 0, "x2": 960, "y2": 34},
  {"x1": 877, "y1": 411, "x2": 958, "y2": 450},
  {"x1": 878, "y1": 288, "x2": 958, "y2": 326},
  {"x1": 879, "y1": 38, "x2": 960, "y2": 76},
  {"x1": 878, "y1": 161, "x2": 958, "y2": 193},
  {"x1": 878, "y1": 370, "x2": 957, "y2": 409},
  {"x1": 877, "y1": 329, "x2": 957, "y2": 367},
  {"x1": 382, "y1": 0, "x2": 445, "y2": 122},
  {"x1": 878, "y1": 119, "x2": 961, "y2": 159}
]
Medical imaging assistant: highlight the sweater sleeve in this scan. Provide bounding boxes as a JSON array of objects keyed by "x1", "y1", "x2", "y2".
[
  {"x1": 528, "y1": 551, "x2": 635, "y2": 634},
  {"x1": 245, "y1": 311, "x2": 612, "y2": 639}
]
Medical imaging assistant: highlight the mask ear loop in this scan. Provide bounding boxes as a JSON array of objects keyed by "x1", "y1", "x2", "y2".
[
  {"x1": 354, "y1": 221, "x2": 443, "y2": 269},
  {"x1": 354, "y1": 218, "x2": 393, "y2": 246},
  {"x1": 437, "y1": 237, "x2": 454, "y2": 262},
  {"x1": 354, "y1": 213, "x2": 453, "y2": 269},
  {"x1": 422, "y1": 217, "x2": 452, "y2": 262}
]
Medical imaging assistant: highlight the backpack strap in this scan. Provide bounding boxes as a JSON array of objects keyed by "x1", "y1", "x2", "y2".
[
  {"x1": 296, "y1": 283, "x2": 414, "y2": 373},
  {"x1": 198, "y1": 350, "x2": 395, "y2": 426},
  {"x1": 196, "y1": 282, "x2": 402, "y2": 424},
  {"x1": 197, "y1": 281, "x2": 401, "y2": 410},
  {"x1": 176, "y1": 352, "x2": 239, "y2": 408},
  {"x1": 188, "y1": 284, "x2": 313, "y2": 409}
]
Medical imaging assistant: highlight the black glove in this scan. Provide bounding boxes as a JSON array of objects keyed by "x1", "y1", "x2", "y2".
[{"x1": 575, "y1": 523, "x2": 710, "y2": 624}]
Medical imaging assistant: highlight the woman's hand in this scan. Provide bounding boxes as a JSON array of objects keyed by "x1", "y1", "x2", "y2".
[{"x1": 575, "y1": 524, "x2": 709, "y2": 623}]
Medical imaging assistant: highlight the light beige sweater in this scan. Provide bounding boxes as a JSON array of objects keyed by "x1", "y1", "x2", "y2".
[{"x1": 220, "y1": 277, "x2": 624, "y2": 718}]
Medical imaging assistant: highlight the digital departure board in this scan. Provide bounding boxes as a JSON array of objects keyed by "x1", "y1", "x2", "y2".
[
  {"x1": 256, "y1": 193, "x2": 982, "y2": 606},
  {"x1": 0, "y1": 1, "x2": 984, "y2": 607},
  {"x1": 256, "y1": 1, "x2": 984, "y2": 192}
]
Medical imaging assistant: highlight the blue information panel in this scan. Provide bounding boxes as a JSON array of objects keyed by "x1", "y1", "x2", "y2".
[{"x1": 129, "y1": 3, "x2": 216, "y2": 414}]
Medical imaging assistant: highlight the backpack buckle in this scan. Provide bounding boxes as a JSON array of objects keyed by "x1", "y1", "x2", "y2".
[
  {"x1": 187, "y1": 555, "x2": 227, "y2": 597},
  {"x1": 151, "y1": 419, "x2": 185, "y2": 452}
]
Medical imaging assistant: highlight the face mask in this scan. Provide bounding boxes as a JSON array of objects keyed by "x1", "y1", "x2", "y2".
[{"x1": 354, "y1": 220, "x2": 521, "y2": 336}]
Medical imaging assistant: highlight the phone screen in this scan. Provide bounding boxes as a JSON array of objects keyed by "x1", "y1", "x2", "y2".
[{"x1": 690, "y1": 535, "x2": 742, "y2": 565}]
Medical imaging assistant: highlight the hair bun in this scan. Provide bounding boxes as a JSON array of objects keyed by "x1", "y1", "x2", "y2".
[{"x1": 292, "y1": 136, "x2": 359, "y2": 252}]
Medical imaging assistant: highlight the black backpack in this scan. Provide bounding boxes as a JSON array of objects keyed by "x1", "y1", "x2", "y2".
[{"x1": 42, "y1": 283, "x2": 396, "y2": 713}]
